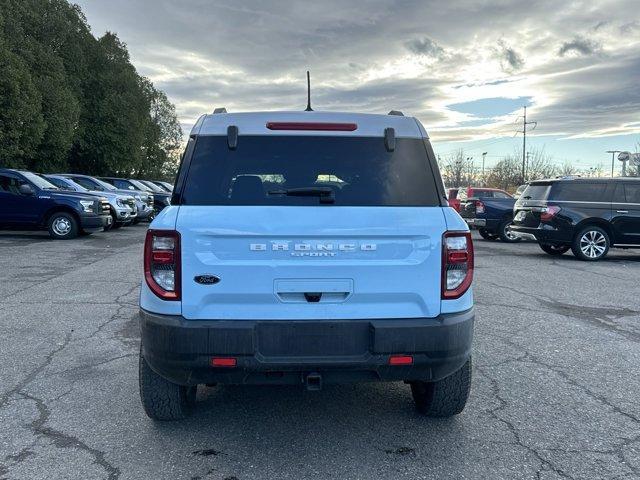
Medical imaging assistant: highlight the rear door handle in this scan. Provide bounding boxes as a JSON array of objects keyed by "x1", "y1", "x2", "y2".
[{"x1": 616, "y1": 210, "x2": 629, "y2": 214}]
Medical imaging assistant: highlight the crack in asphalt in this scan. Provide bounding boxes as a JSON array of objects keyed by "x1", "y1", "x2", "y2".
[
  {"x1": 481, "y1": 280, "x2": 640, "y2": 343},
  {"x1": 0, "y1": 332, "x2": 72, "y2": 410},
  {"x1": 475, "y1": 365, "x2": 577, "y2": 480},
  {"x1": 18, "y1": 391, "x2": 121, "y2": 480},
  {"x1": 86, "y1": 283, "x2": 140, "y2": 340},
  {"x1": 479, "y1": 331, "x2": 640, "y2": 478}
]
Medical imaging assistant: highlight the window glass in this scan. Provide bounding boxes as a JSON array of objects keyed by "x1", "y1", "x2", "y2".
[
  {"x1": 181, "y1": 135, "x2": 440, "y2": 206},
  {"x1": 624, "y1": 183, "x2": 640, "y2": 203},
  {"x1": 0, "y1": 175, "x2": 23, "y2": 194},
  {"x1": 493, "y1": 191, "x2": 512, "y2": 199},
  {"x1": 521, "y1": 183, "x2": 552, "y2": 200},
  {"x1": 551, "y1": 183, "x2": 608, "y2": 202}
]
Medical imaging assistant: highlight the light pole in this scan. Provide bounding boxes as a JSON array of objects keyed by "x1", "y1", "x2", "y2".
[
  {"x1": 606, "y1": 150, "x2": 621, "y2": 178},
  {"x1": 481, "y1": 152, "x2": 487, "y2": 185}
]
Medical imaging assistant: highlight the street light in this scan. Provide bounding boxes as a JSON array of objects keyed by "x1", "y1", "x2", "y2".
[
  {"x1": 606, "y1": 150, "x2": 622, "y2": 177},
  {"x1": 482, "y1": 152, "x2": 487, "y2": 185}
]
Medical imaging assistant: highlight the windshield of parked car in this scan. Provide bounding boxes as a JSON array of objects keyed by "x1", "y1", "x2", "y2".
[
  {"x1": 23, "y1": 172, "x2": 59, "y2": 190},
  {"x1": 140, "y1": 180, "x2": 164, "y2": 193},
  {"x1": 47, "y1": 176, "x2": 89, "y2": 192},
  {"x1": 129, "y1": 179, "x2": 154, "y2": 192},
  {"x1": 181, "y1": 135, "x2": 441, "y2": 206},
  {"x1": 93, "y1": 178, "x2": 117, "y2": 191}
]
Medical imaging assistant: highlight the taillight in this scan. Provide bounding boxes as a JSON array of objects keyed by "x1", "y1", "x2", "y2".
[
  {"x1": 442, "y1": 232, "x2": 474, "y2": 299},
  {"x1": 144, "y1": 229, "x2": 181, "y2": 301},
  {"x1": 540, "y1": 205, "x2": 561, "y2": 222},
  {"x1": 475, "y1": 200, "x2": 485, "y2": 214}
]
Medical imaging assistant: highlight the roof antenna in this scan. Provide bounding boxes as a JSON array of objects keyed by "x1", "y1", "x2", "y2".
[{"x1": 305, "y1": 70, "x2": 313, "y2": 111}]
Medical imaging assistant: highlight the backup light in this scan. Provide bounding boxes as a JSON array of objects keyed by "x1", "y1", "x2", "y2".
[
  {"x1": 144, "y1": 230, "x2": 181, "y2": 300},
  {"x1": 442, "y1": 232, "x2": 474, "y2": 299},
  {"x1": 540, "y1": 205, "x2": 561, "y2": 222}
]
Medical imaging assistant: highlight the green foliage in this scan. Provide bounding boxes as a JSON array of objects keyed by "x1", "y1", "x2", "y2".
[{"x1": 0, "y1": 0, "x2": 182, "y2": 179}]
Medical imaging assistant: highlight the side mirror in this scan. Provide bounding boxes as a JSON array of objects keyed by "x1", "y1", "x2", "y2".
[{"x1": 19, "y1": 184, "x2": 35, "y2": 196}]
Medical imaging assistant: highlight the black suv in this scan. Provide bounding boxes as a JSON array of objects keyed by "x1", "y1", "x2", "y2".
[{"x1": 511, "y1": 177, "x2": 640, "y2": 261}]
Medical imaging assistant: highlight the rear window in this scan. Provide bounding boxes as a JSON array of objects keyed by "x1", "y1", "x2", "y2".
[
  {"x1": 521, "y1": 183, "x2": 552, "y2": 200},
  {"x1": 180, "y1": 135, "x2": 440, "y2": 206}
]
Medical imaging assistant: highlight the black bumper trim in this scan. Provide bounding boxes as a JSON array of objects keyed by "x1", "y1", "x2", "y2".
[
  {"x1": 79, "y1": 214, "x2": 111, "y2": 231},
  {"x1": 140, "y1": 309, "x2": 474, "y2": 386}
]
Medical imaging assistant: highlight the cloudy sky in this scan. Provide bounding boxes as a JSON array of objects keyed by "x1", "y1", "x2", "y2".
[{"x1": 75, "y1": 0, "x2": 640, "y2": 171}]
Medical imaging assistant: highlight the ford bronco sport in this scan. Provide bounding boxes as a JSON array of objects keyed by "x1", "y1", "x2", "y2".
[{"x1": 139, "y1": 110, "x2": 474, "y2": 420}]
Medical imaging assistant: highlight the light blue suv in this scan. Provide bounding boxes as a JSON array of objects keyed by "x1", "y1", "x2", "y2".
[{"x1": 139, "y1": 110, "x2": 474, "y2": 420}]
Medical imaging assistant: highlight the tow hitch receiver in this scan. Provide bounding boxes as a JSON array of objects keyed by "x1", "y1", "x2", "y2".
[{"x1": 305, "y1": 372, "x2": 323, "y2": 391}]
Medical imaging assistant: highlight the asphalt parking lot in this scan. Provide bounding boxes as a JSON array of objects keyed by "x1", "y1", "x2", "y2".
[{"x1": 1, "y1": 226, "x2": 639, "y2": 480}]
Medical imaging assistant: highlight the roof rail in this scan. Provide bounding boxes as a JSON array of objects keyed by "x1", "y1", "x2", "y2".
[
  {"x1": 388, "y1": 110, "x2": 404, "y2": 116},
  {"x1": 213, "y1": 107, "x2": 227, "y2": 114}
]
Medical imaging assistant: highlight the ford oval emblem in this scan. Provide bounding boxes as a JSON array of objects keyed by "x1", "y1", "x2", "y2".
[{"x1": 194, "y1": 275, "x2": 220, "y2": 285}]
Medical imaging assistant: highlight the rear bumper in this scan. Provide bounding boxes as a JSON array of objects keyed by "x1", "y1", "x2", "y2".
[
  {"x1": 140, "y1": 308, "x2": 474, "y2": 386},
  {"x1": 463, "y1": 217, "x2": 486, "y2": 228},
  {"x1": 511, "y1": 225, "x2": 572, "y2": 244}
]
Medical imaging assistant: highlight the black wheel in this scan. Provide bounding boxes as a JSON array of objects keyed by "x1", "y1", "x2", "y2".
[
  {"x1": 498, "y1": 219, "x2": 521, "y2": 243},
  {"x1": 139, "y1": 346, "x2": 196, "y2": 421},
  {"x1": 539, "y1": 243, "x2": 570, "y2": 255},
  {"x1": 571, "y1": 226, "x2": 610, "y2": 261},
  {"x1": 478, "y1": 228, "x2": 498, "y2": 241},
  {"x1": 410, "y1": 358, "x2": 471, "y2": 417},
  {"x1": 47, "y1": 212, "x2": 79, "y2": 240}
]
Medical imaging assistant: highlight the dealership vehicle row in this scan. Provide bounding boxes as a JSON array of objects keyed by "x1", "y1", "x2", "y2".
[{"x1": 0, "y1": 168, "x2": 173, "y2": 239}]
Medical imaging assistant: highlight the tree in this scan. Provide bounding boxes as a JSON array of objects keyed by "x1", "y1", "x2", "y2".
[
  {"x1": 438, "y1": 150, "x2": 474, "y2": 188},
  {"x1": 136, "y1": 78, "x2": 183, "y2": 179},
  {"x1": 0, "y1": 0, "x2": 182, "y2": 178},
  {"x1": 485, "y1": 155, "x2": 521, "y2": 191},
  {"x1": 0, "y1": 43, "x2": 45, "y2": 168}
]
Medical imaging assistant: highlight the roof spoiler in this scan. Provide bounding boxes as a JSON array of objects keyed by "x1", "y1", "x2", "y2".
[
  {"x1": 388, "y1": 110, "x2": 404, "y2": 116},
  {"x1": 213, "y1": 107, "x2": 227, "y2": 114}
]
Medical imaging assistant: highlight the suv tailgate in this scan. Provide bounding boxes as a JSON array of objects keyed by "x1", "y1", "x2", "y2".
[{"x1": 177, "y1": 206, "x2": 446, "y2": 320}]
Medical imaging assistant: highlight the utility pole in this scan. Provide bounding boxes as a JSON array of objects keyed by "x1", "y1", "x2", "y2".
[
  {"x1": 526, "y1": 151, "x2": 531, "y2": 181},
  {"x1": 520, "y1": 106, "x2": 537, "y2": 183},
  {"x1": 482, "y1": 152, "x2": 487, "y2": 185},
  {"x1": 606, "y1": 150, "x2": 621, "y2": 178}
]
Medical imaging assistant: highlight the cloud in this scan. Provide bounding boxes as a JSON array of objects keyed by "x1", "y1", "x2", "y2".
[
  {"x1": 405, "y1": 37, "x2": 444, "y2": 58},
  {"x1": 558, "y1": 37, "x2": 601, "y2": 56},
  {"x1": 496, "y1": 40, "x2": 524, "y2": 72},
  {"x1": 73, "y1": 0, "x2": 640, "y2": 146}
]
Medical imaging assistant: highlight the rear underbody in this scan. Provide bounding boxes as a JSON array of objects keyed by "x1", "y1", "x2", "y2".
[{"x1": 140, "y1": 308, "x2": 473, "y2": 388}]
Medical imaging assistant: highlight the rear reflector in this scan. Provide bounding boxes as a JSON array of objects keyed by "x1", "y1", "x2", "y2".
[
  {"x1": 152, "y1": 251, "x2": 174, "y2": 264},
  {"x1": 389, "y1": 355, "x2": 413, "y2": 366},
  {"x1": 211, "y1": 357, "x2": 237, "y2": 367},
  {"x1": 266, "y1": 122, "x2": 357, "y2": 131}
]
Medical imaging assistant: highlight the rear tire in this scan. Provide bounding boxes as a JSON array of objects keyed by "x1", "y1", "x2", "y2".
[
  {"x1": 498, "y1": 219, "x2": 521, "y2": 243},
  {"x1": 411, "y1": 358, "x2": 471, "y2": 417},
  {"x1": 139, "y1": 346, "x2": 196, "y2": 421},
  {"x1": 478, "y1": 228, "x2": 498, "y2": 241},
  {"x1": 47, "y1": 212, "x2": 79, "y2": 240},
  {"x1": 539, "y1": 243, "x2": 570, "y2": 255},
  {"x1": 571, "y1": 226, "x2": 610, "y2": 261}
]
